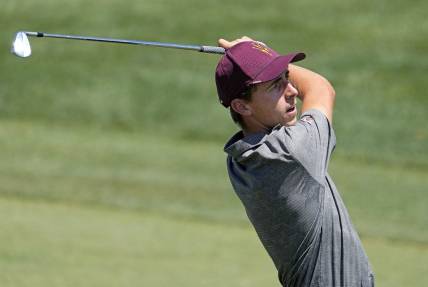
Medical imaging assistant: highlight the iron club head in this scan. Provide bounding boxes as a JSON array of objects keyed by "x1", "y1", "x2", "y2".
[{"x1": 11, "y1": 32, "x2": 32, "y2": 58}]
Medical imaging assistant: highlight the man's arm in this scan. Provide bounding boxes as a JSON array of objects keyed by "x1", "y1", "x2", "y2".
[{"x1": 288, "y1": 64, "x2": 336, "y2": 123}]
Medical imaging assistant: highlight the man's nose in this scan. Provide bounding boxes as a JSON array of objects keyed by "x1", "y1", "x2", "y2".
[{"x1": 284, "y1": 83, "x2": 298, "y2": 97}]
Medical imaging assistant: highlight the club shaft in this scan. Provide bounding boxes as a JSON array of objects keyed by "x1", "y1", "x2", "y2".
[{"x1": 23, "y1": 31, "x2": 225, "y2": 54}]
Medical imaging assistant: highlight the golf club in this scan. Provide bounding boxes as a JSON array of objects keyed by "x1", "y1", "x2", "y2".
[{"x1": 11, "y1": 31, "x2": 226, "y2": 58}]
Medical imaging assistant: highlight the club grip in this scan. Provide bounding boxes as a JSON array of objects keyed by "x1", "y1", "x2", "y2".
[{"x1": 200, "y1": 46, "x2": 225, "y2": 54}]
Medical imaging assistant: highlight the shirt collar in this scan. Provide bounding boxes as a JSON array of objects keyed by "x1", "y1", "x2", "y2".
[{"x1": 224, "y1": 130, "x2": 269, "y2": 158}]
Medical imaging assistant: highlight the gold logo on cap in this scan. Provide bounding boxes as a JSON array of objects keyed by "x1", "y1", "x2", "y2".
[{"x1": 251, "y1": 42, "x2": 272, "y2": 56}]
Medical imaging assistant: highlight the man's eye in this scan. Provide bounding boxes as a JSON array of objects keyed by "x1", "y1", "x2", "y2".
[{"x1": 275, "y1": 80, "x2": 286, "y2": 90}]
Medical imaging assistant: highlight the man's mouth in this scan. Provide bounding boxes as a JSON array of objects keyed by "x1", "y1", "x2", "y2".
[{"x1": 286, "y1": 106, "x2": 296, "y2": 113}]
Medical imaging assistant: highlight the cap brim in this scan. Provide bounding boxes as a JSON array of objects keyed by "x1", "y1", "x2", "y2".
[{"x1": 252, "y1": 52, "x2": 306, "y2": 83}]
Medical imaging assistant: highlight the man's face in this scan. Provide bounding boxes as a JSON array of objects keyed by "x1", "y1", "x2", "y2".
[{"x1": 247, "y1": 71, "x2": 299, "y2": 129}]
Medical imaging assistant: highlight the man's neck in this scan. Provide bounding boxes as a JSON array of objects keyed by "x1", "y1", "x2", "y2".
[{"x1": 242, "y1": 126, "x2": 270, "y2": 137}]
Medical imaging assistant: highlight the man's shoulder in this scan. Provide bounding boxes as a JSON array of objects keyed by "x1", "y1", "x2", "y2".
[
  {"x1": 224, "y1": 109, "x2": 335, "y2": 161},
  {"x1": 224, "y1": 129, "x2": 296, "y2": 166}
]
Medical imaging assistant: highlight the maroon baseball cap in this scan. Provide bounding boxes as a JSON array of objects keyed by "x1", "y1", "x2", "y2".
[{"x1": 215, "y1": 41, "x2": 305, "y2": 107}]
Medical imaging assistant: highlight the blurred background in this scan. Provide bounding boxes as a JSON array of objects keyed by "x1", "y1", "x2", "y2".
[{"x1": 1, "y1": 0, "x2": 427, "y2": 286}]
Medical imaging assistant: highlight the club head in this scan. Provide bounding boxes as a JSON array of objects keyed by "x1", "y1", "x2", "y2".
[{"x1": 11, "y1": 31, "x2": 32, "y2": 58}]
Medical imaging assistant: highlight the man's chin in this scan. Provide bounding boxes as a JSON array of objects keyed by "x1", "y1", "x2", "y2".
[{"x1": 283, "y1": 117, "x2": 297, "y2": 127}]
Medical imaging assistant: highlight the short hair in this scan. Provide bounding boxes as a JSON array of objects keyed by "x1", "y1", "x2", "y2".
[{"x1": 229, "y1": 85, "x2": 255, "y2": 129}]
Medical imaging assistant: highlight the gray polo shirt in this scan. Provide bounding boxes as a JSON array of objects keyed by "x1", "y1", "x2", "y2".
[{"x1": 224, "y1": 109, "x2": 374, "y2": 287}]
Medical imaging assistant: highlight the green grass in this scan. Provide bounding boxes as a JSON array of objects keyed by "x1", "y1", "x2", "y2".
[
  {"x1": 1, "y1": 191, "x2": 427, "y2": 287},
  {"x1": 0, "y1": 198, "x2": 277, "y2": 287},
  {"x1": 0, "y1": 120, "x2": 427, "y2": 287},
  {"x1": 1, "y1": 0, "x2": 427, "y2": 164},
  {"x1": 1, "y1": 0, "x2": 427, "y2": 286},
  {"x1": 0, "y1": 120, "x2": 427, "y2": 243}
]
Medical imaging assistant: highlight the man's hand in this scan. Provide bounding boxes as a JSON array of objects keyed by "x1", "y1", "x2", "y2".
[{"x1": 218, "y1": 36, "x2": 254, "y2": 49}]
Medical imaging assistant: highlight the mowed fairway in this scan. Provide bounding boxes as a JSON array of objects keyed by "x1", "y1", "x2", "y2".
[
  {"x1": 1, "y1": 198, "x2": 427, "y2": 287},
  {"x1": 1, "y1": 0, "x2": 428, "y2": 286},
  {"x1": 0, "y1": 122, "x2": 427, "y2": 287},
  {"x1": 0, "y1": 198, "x2": 277, "y2": 287}
]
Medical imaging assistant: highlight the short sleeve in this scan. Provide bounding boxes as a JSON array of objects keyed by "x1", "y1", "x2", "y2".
[{"x1": 269, "y1": 109, "x2": 336, "y2": 181}]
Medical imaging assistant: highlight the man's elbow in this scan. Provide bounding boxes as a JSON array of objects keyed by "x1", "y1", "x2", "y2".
[
  {"x1": 320, "y1": 75, "x2": 336, "y2": 100},
  {"x1": 317, "y1": 76, "x2": 336, "y2": 123}
]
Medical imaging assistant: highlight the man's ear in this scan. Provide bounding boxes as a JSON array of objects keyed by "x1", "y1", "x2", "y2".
[{"x1": 230, "y1": 99, "x2": 252, "y2": 116}]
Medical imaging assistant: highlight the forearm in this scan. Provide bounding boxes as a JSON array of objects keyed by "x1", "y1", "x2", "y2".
[{"x1": 288, "y1": 64, "x2": 336, "y2": 122}]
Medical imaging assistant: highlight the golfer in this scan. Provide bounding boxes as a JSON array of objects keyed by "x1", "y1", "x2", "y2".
[{"x1": 215, "y1": 37, "x2": 374, "y2": 287}]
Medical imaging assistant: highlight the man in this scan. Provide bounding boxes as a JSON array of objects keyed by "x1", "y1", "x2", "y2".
[{"x1": 215, "y1": 37, "x2": 374, "y2": 287}]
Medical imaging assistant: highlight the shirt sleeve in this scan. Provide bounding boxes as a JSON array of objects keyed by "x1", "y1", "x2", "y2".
[{"x1": 270, "y1": 109, "x2": 336, "y2": 181}]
